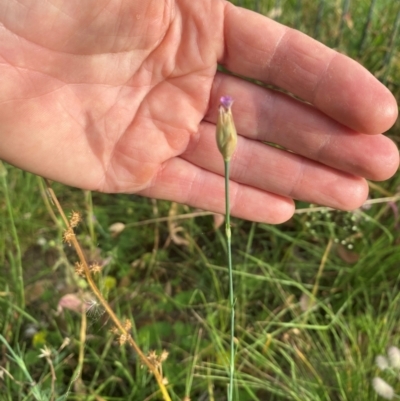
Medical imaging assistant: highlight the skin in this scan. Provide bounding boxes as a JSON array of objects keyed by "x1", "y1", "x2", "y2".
[{"x1": 0, "y1": 0, "x2": 398, "y2": 223}]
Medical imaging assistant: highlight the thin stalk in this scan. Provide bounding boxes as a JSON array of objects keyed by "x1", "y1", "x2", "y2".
[
  {"x1": 224, "y1": 160, "x2": 235, "y2": 401},
  {"x1": 295, "y1": 0, "x2": 302, "y2": 31},
  {"x1": 84, "y1": 190, "x2": 97, "y2": 252},
  {"x1": 383, "y1": 6, "x2": 400, "y2": 85},
  {"x1": 302, "y1": 238, "x2": 333, "y2": 324},
  {"x1": 216, "y1": 95, "x2": 237, "y2": 399},
  {"x1": 335, "y1": 0, "x2": 351, "y2": 49},
  {"x1": 358, "y1": 0, "x2": 377, "y2": 56},
  {"x1": 0, "y1": 161, "x2": 24, "y2": 309},
  {"x1": 314, "y1": 0, "x2": 325, "y2": 40},
  {"x1": 239, "y1": 222, "x2": 256, "y2": 327},
  {"x1": 295, "y1": 194, "x2": 400, "y2": 215},
  {"x1": 185, "y1": 328, "x2": 203, "y2": 399}
]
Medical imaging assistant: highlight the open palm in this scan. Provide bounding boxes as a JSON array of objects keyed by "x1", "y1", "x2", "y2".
[{"x1": 0, "y1": 0, "x2": 398, "y2": 223}]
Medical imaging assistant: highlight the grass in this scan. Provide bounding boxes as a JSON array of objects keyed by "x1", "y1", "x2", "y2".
[{"x1": 1, "y1": 0, "x2": 400, "y2": 400}]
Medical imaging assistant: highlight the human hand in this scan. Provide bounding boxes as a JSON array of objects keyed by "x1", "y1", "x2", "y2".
[{"x1": 0, "y1": 1, "x2": 398, "y2": 223}]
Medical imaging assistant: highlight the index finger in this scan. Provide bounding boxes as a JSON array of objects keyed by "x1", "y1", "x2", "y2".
[{"x1": 220, "y1": 4, "x2": 398, "y2": 135}]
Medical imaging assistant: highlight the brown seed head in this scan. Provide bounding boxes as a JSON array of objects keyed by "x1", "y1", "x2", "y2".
[
  {"x1": 89, "y1": 263, "x2": 102, "y2": 274},
  {"x1": 110, "y1": 327, "x2": 119, "y2": 334},
  {"x1": 147, "y1": 350, "x2": 158, "y2": 367},
  {"x1": 118, "y1": 334, "x2": 130, "y2": 346},
  {"x1": 69, "y1": 211, "x2": 82, "y2": 228},
  {"x1": 160, "y1": 349, "x2": 169, "y2": 362},
  {"x1": 74, "y1": 262, "x2": 85, "y2": 277},
  {"x1": 63, "y1": 228, "x2": 75, "y2": 245},
  {"x1": 124, "y1": 319, "x2": 132, "y2": 331}
]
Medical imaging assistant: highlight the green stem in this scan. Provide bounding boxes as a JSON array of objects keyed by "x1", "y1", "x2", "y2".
[
  {"x1": 0, "y1": 162, "x2": 24, "y2": 309},
  {"x1": 84, "y1": 190, "x2": 97, "y2": 253},
  {"x1": 225, "y1": 159, "x2": 235, "y2": 401}
]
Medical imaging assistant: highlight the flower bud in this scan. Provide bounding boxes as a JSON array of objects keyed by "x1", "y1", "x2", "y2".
[{"x1": 216, "y1": 96, "x2": 237, "y2": 161}]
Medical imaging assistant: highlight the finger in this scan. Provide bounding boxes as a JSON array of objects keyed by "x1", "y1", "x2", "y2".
[
  {"x1": 220, "y1": 3, "x2": 398, "y2": 135},
  {"x1": 137, "y1": 157, "x2": 295, "y2": 224},
  {"x1": 182, "y1": 122, "x2": 369, "y2": 210},
  {"x1": 206, "y1": 72, "x2": 399, "y2": 181}
]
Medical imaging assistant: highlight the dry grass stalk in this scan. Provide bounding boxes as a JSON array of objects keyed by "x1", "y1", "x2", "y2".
[{"x1": 43, "y1": 179, "x2": 172, "y2": 401}]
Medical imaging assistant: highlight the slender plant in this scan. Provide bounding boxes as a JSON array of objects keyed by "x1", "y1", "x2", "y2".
[
  {"x1": 43, "y1": 179, "x2": 172, "y2": 401},
  {"x1": 216, "y1": 95, "x2": 238, "y2": 401}
]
